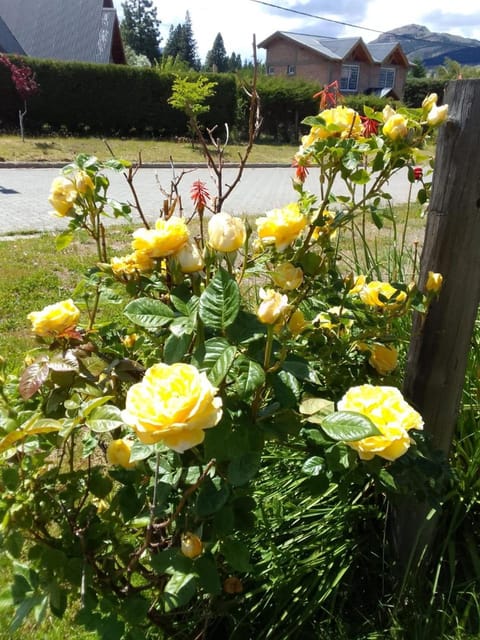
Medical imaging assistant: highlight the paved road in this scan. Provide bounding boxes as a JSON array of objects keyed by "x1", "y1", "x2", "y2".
[{"x1": 0, "y1": 164, "x2": 421, "y2": 235}]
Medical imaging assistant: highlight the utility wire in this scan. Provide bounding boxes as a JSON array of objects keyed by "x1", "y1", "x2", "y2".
[{"x1": 249, "y1": 0, "x2": 480, "y2": 50}]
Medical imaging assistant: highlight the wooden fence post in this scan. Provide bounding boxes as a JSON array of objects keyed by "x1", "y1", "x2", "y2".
[{"x1": 394, "y1": 79, "x2": 480, "y2": 565}]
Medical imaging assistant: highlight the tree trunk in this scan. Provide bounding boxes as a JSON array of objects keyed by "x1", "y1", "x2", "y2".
[{"x1": 394, "y1": 79, "x2": 480, "y2": 566}]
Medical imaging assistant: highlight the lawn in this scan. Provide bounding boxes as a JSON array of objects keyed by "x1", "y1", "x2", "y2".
[{"x1": 0, "y1": 134, "x2": 297, "y2": 165}]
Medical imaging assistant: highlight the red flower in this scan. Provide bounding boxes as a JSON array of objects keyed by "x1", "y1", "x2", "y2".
[
  {"x1": 190, "y1": 180, "x2": 210, "y2": 213},
  {"x1": 360, "y1": 116, "x2": 379, "y2": 137},
  {"x1": 313, "y1": 80, "x2": 343, "y2": 110},
  {"x1": 413, "y1": 166, "x2": 423, "y2": 181}
]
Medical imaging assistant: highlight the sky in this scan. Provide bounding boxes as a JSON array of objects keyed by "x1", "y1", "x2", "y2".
[{"x1": 114, "y1": 1, "x2": 480, "y2": 63}]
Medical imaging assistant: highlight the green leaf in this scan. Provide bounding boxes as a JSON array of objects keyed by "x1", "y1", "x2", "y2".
[
  {"x1": 164, "y1": 332, "x2": 192, "y2": 364},
  {"x1": 198, "y1": 268, "x2": 240, "y2": 329},
  {"x1": 196, "y1": 477, "x2": 229, "y2": 517},
  {"x1": 207, "y1": 345, "x2": 237, "y2": 386},
  {"x1": 55, "y1": 230, "x2": 74, "y2": 251},
  {"x1": 86, "y1": 405, "x2": 124, "y2": 433},
  {"x1": 163, "y1": 572, "x2": 197, "y2": 612},
  {"x1": 221, "y1": 539, "x2": 251, "y2": 572},
  {"x1": 124, "y1": 297, "x2": 174, "y2": 328},
  {"x1": 302, "y1": 456, "x2": 324, "y2": 476},
  {"x1": 232, "y1": 356, "x2": 265, "y2": 398},
  {"x1": 88, "y1": 470, "x2": 113, "y2": 498},
  {"x1": 194, "y1": 556, "x2": 222, "y2": 595},
  {"x1": 271, "y1": 370, "x2": 301, "y2": 408},
  {"x1": 417, "y1": 188, "x2": 428, "y2": 204},
  {"x1": 228, "y1": 452, "x2": 261, "y2": 486},
  {"x1": 321, "y1": 411, "x2": 381, "y2": 441},
  {"x1": 301, "y1": 115, "x2": 326, "y2": 127},
  {"x1": 349, "y1": 168, "x2": 371, "y2": 184}
]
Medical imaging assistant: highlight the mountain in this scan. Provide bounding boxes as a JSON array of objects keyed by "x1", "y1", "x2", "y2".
[{"x1": 370, "y1": 24, "x2": 480, "y2": 67}]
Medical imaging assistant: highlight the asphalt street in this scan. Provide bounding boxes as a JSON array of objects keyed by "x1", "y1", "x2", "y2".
[{"x1": 0, "y1": 164, "x2": 421, "y2": 235}]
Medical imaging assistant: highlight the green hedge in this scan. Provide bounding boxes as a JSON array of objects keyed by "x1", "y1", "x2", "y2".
[
  {"x1": 0, "y1": 55, "x2": 449, "y2": 140},
  {"x1": 0, "y1": 57, "x2": 237, "y2": 137},
  {"x1": 403, "y1": 77, "x2": 448, "y2": 108}
]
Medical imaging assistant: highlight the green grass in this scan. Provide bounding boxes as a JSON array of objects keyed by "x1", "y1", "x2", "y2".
[
  {"x1": 0, "y1": 230, "x2": 131, "y2": 371},
  {"x1": 0, "y1": 134, "x2": 297, "y2": 165}
]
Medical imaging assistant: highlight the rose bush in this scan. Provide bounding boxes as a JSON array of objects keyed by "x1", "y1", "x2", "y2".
[{"x1": 0, "y1": 96, "x2": 449, "y2": 638}]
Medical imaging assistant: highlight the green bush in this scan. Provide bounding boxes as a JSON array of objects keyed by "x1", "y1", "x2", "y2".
[
  {"x1": 0, "y1": 57, "x2": 237, "y2": 137},
  {"x1": 403, "y1": 77, "x2": 448, "y2": 108}
]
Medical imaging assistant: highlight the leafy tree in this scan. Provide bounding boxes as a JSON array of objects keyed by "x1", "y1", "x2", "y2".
[
  {"x1": 436, "y1": 57, "x2": 480, "y2": 79},
  {"x1": 121, "y1": 0, "x2": 161, "y2": 63},
  {"x1": 123, "y1": 44, "x2": 151, "y2": 67},
  {"x1": 409, "y1": 56, "x2": 427, "y2": 78},
  {"x1": 162, "y1": 11, "x2": 200, "y2": 70},
  {"x1": 205, "y1": 33, "x2": 228, "y2": 72},
  {"x1": 228, "y1": 52, "x2": 243, "y2": 72}
]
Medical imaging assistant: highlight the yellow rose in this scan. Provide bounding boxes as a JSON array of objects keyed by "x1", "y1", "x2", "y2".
[
  {"x1": 287, "y1": 308, "x2": 308, "y2": 335},
  {"x1": 357, "y1": 280, "x2": 407, "y2": 309},
  {"x1": 383, "y1": 113, "x2": 408, "y2": 141},
  {"x1": 175, "y1": 240, "x2": 205, "y2": 273},
  {"x1": 132, "y1": 216, "x2": 189, "y2": 258},
  {"x1": 257, "y1": 288, "x2": 289, "y2": 325},
  {"x1": 208, "y1": 212, "x2": 246, "y2": 252},
  {"x1": 107, "y1": 438, "x2": 136, "y2": 469},
  {"x1": 427, "y1": 104, "x2": 448, "y2": 126},
  {"x1": 357, "y1": 343, "x2": 398, "y2": 375},
  {"x1": 303, "y1": 106, "x2": 362, "y2": 144},
  {"x1": 338, "y1": 384, "x2": 424, "y2": 461},
  {"x1": 271, "y1": 262, "x2": 303, "y2": 290},
  {"x1": 48, "y1": 176, "x2": 78, "y2": 216},
  {"x1": 111, "y1": 252, "x2": 154, "y2": 279},
  {"x1": 122, "y1": 333, "x2": 138, "y2": 349},
  {"x1": 27, "y1": 299, "x2": 81, "y2": 338},
  {"x1": 382, "y1": 104, "x2": 397, "y2": 122},
  {"x1": 256, "y1": 203, "x2": 308, "y2": 252},
  {"x1": 122, "y1": 363, "x2": 223, "y2": 452},
  {"x1": 425, "y1": 271, "x2": 443, "y2": 294}
]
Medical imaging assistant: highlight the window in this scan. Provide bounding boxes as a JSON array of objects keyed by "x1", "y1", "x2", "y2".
[
  {"x1": 267, "y1": 65, "x2": 275, "y2": 75},
  {"x1": 340, "y1": 65, "x2": 359, "y2": 91},
  {"x1": 379, "y1": 67, "x2": 395, "y2": 88},
  {"x1": 287, "y1": 65, "x2": 296, "y2": 75}
]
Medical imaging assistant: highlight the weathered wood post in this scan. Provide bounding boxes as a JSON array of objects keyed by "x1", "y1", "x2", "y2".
[{"x1": 395, "y1": 79, "x2": 480, "y2": 565}]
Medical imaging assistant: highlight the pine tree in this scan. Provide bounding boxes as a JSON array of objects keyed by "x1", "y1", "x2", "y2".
[
  {"x1": 121, "y1": 0, "x2": 161, "y2": 63},
  {"x1": 205, "y1": 33, "x2": 228, "y2": 72},
  {"x1": 162, "y1": 12, "x2": 200, "y2": 71}
]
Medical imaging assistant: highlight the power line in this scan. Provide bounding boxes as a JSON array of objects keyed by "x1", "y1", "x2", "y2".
[
  {"x1": 249, "y1": 0, "x2": 385, "y2": 35},
  {"x1": 248, "y1": 0, "x2": 480, "y2": 51}
]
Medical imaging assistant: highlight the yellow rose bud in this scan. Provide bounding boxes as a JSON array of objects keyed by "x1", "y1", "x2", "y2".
[
  {"x1": 256, "y1": 203, "x2": 308, "y2": 252},
  {"x1": 382, "y1": 104, "x2": 396, "y2": 122},
  {"x1": 181, "y1": 532, "x2": 203, "y2": 559},
  {"x1": 425, "y1": 271, "x2": 443, "y2": 294},
  {"x1": 107, "y1": 438, "x2": 136, "y2": 469},
  {"x1": 207, "y1": 212, "x2": 246, "y2": 253},
  {"x1": 271, "y1": 262, "x2": 303, "y2": 290},
  {"x1": 383, "y1": 113, "x2": 408, "y2": 141},
  {"x1": 358, "y1": 343, "x2": 398, "y2": 376},
  {"x1": 27, "y1": 299, "x2": 80, "y2": 338},
  {"x1": 257, "y1": 288, "x2": 289, "y2": 325},
  {"x1": 427, "y1": 104, "x2": 448, "y2": 126},
  {"x1": 338, "y1": 384, "x2": 424, "y2": 461},
  {"x1": 75, "y1": 171, "x2": 94, "y2": 194},
  {"x1": 132, "y1": 216, "x2": 189, "y2": 258},
  {"x1": 422, "y1": 93, "x2": 438, "y2": 111},
  {"x1": 175, "y1": 240, "x2": 205, "y2": 273},
  {"x1": 122, "y1": 363, "x2": 223, "y2": 452},
  {"x1": 122, "y1": 333, "x2": 138, "y2": 349},
  {"x1": 48, "y1": 176, "x2": 78, "y2": 216}
]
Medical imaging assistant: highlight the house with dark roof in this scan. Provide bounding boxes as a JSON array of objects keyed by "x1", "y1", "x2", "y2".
[
  {"x1": 0, "y1": 0, "x2": 125, "y2": 64},
  {"x1": 258, "y1": 32, "x2": 410, "y2": 99}
]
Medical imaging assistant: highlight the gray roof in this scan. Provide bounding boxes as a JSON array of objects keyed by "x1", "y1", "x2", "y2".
[
  {"x1": 0, "y1": 0, "x2": 124, "y2": 63},
  {"x1": 258, "y1": 31, "x2": 407, "y2": 65},
  {"x1": 0, "y1": 15, "x2": 25, "y2": 54}
]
